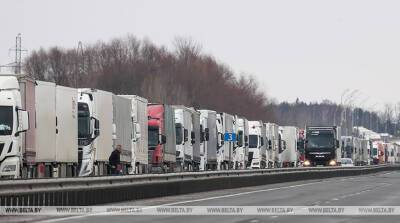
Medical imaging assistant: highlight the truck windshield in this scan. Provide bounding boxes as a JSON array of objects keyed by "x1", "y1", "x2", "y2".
[
  {"x1": 148, "y1": 126, "x2": 159, "y2": 148},
  {"x1": 249, "y1": 135, "x2": 258, "y2": 148},
  {"x1": 307, "y1": 132, "x2": 334, "y2": 149},
  {"x1": 0, "y1": 106, "x2": 13, "y2": 135},
  {"x1": 78, "y1": 102, "x2": 91, "y2": 139},
  {"x1": 175, "y1": 123, "x2": 183, "y2": 145}
]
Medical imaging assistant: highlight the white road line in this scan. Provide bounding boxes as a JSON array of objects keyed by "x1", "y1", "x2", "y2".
[{"x1": 38, "y1": 174, "x2": 384, "y2": 223}]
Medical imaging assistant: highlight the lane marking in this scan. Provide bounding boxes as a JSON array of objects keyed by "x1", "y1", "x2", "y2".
[{"x1": 38, "y1": 173, "x2": 391, "y2": 223}]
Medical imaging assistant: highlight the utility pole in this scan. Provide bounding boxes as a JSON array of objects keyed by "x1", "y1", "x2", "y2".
[{"x1": 0, "y1": 34, "x2": 27, "y2": 74}]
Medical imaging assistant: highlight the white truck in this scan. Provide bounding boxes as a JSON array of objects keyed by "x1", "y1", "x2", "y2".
[
  {"x1": 112, "y1": 95, "x2": 133, "y2": 174},
  {"x1": 216, "y1": 113, "x2": 236, "y2": 170},
  {"x1": 0, "y1": 75, "x2": 78, "y2": 179},
  {"x1": 280, "y1": 126, "x2": 298, "y2": 167},
  {"x1": 266, "y1": 123, "x2": 280, "y2": 168},
  {"x1": 199, "y1": 110, "x2": 218, "y2": 171},
  {"x1": 120, "y1": 95, "x2": 148, "y2": 174},
  {"x1": 189, "y1": 108, "x2": 201, "y2": 171},
  {"x1": 173, "y1": 106, "x2": 194, "y2": 171},
  {"x1": 234, "y1": 117, "x2": 249, "y2": 169},
  {"x1": 78, "y1": 89, "x2": 112, "y2": 176},
  {"x1": 248, "y1": 121, "x2": 267, "y2": 169}
]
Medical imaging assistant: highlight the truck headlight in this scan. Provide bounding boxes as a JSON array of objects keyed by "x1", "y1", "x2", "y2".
[
  {"x1": 329, "y1": 160, "x2": 337, "y2": 166},
  {"x1": 304, "y1": 160, "x2": 311, "y2": 166},
  {"x1": 2, "y1": 165, "x2": 16, "y2": 172}
]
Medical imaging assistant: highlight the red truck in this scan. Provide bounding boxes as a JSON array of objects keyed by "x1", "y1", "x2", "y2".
[{"x1": 147, "y1": 104, "x2": 176, "y2": 173}]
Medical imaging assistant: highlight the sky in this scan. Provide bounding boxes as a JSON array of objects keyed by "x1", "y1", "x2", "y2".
[{"x1": 1, "y1": 0, "x2": 399, "y2": 111}]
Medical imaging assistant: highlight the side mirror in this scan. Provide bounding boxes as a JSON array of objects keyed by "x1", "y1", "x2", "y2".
[
  {"x1": 94, "y1": 129, "x2": 100, "y2": 137},
  {"x1": 184, "y1": 129, "x2": 189, "y2": 142},
  {"x1": 268, "y1": 140, "x2": 272, "y2": 149},
  {"x1": 94, "y1": 118, "x2": 100, "y2": 129},
  {"x1": 18, "y1": 110, "x2": 29, "y2": 132},
  {"x1": 336, "y1": 140, "x2": 340, "y2": 148},
  {"x1": 160, "y1": 135, "x2": 167, "y2": 145}
]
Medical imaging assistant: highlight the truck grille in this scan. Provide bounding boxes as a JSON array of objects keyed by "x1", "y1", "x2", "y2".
[{"x1": 0, "y1": 143, "x2": 4, "y2": 156}]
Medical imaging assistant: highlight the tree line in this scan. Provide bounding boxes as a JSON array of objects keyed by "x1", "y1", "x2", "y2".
[
  {"x1": 23, "y1": 34, "x2": 400, "y2": 136},
  {"x1": 24, "y1": 35, "x2": 273, "y2": 121}
]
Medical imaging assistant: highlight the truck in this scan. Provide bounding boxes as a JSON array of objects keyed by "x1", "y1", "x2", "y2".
[
  {"x1": 112, "y1": 95, "x2": 133, "y2": 174},
  {"x1": 147, "y1": 104, "x2": 176, "y2": 173},
  {"x1": 216, "y1": 113, "x2": 236, "y2": 170},
  {"x1": 247, "y1": 121, "x2": 267, "y2": 169},
  {"x1": 173, "y1": 106, "x2": 194, "y2": 171},
  {"x1": 77, "y1": 88, "x2": 111, "y2": 176},
  {"x1": 304, "y1": 126, "x2": 341, "y2": 166},
  {"x1": 265, "y1": 123, "x2": 280, "y2": 168},
  {"x1": 234, "y1": 117, "x2": 249, "y2": 169},
  {"x1": 0, "y1": 75, "x2": 78, "y2": 179},
  {"x1": 280, "y1": 126, "x2": 298, "y2": 167},
  {"x1": 189, "y1": 108, "x2": 201, "y2": 171},
  {"x1": 120, "y1": 95, "x2": 148, "y2": 174},
  {"x1": 198, "y1": 110, "x2": 217, "y2": 171}
]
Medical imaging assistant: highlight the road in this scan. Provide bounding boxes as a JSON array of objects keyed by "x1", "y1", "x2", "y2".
[{"x1": 3, "y1": 170, "x2": 400, "y2": 223}]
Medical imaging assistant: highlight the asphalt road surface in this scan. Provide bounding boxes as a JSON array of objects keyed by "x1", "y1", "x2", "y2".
[{"x1": 3, "y1": 170, "x2": 400, "y2": 223}]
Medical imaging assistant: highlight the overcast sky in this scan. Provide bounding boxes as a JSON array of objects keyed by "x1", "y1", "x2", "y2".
[{"x1": 1, "y1": 0, "x2": 399, "y2": 111}]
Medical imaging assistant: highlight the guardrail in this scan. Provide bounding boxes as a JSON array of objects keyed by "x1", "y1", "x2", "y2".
[{"x1": 0, "y1": 165, "x2": 398, "y2": 206}]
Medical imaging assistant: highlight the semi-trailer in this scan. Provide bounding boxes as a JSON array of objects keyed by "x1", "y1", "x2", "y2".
[
  {"x1": 304, "y1": 126, "x2": 341, "y2": 166},
  {"x1": 199, "y1": 110, "x2": 217, "y2": 171},
  {"x1": 147, "y1": 104, "x2": 176, "y2": 173},
  {"x1": 189, "y1": 108, "x2": 201, "y2": 171},
  {"x1": 234, "y1": 117, "x2": 249, "y2": 169},
  {"x1": 265, "y1": 123, "x2": 279, "y2": 168},
  {"x1": 280, "y1": 126, "x2": 298, "y2": 167},
  {"x1": 78, "y1": 88, "x2": 112, "y2": 176},
  {"x1": 248, "y1": 121, "x2": 266, "y2": 169},
  {"x1": 120, "y1": 95, "x2": 148, "y2": 174},
  {"x1": 112, "y1": 95, "x2": 133, "y2": 174},
  {"x1": 216, "y1": 113, "x2": 236, "y2": 170}
]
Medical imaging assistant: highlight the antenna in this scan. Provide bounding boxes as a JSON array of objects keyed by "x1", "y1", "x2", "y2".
[{"x1": 0, "y1": 33, "x2": 28, "y2": 74}]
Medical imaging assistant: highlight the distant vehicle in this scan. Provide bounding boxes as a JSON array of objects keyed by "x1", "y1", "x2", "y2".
[
  {"x1": 247, "y1": 121, "x2": 266, "y2": 169},
  {"x1": 198, "y1": 110, "x2": 218, "y2": 171},
  {"x1": 340, "y1": 158, "x2": 354, "y2": 167},
  {"x1": 147, "y1": 104, "x2": 176, "y2": 173},
  {"x1": 173, "y1": 106, "x2": 194, "y2": 171},
  {"x1": 280, "y1": 126, "x2": 298, "y2": 167},
  {"x1": 216, "y1": 113, "x2": 235, "y2": 170},
  {"x1": 265, "y1": 123, "x2": 280, "y2": 168},
  {"x1": 234, "y1": 117, "x2": 249, "y2": 170},
  {"x1": 304, "y1": 126, "x2": 341, "y2": 167}
]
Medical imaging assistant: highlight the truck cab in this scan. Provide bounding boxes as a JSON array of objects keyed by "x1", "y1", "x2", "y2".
[
  {"x1": 304, "y1": 126, "x2": 340, "y2": 166},
  {"x1": 77, "y1": 90, "x2": 100, "y2": 176},
  {"x1": 0, "y1": 76, "x2": 29, "y2": 179},
  {"x1": 248, "y1": 121, "x2": 266, "y2": 169}
]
